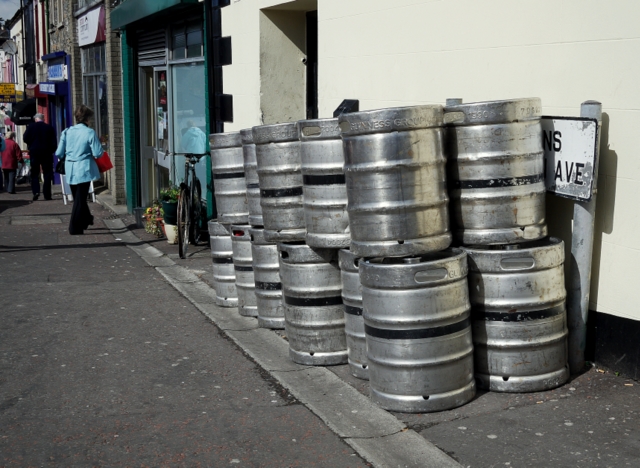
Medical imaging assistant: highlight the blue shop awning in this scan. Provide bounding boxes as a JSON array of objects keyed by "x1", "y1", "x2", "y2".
[{"x1": 111, "y1": 0, "x2": 199, "y2": 30}]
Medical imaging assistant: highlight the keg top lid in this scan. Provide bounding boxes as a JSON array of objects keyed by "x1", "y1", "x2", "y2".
[
  {"x1": 209, "y1": 131, "x2": 242, "y2": 149},
  {"x1": 338, "y1": 105, "x2": 443, "y2": 137},
  {"x1": 359, "y1": 248, "x2": 468, "y2": 288},
  {"x1": 443, "y1": 97, "x2": 542, "y2": 126},
  {"x1": 462, "y1": 237, "x2": 564, "y2": 273},
  {"x1": 240, "y1": 128, "x2": 254, "y2": 144},
  {"x1": 252, "y1": 122, "x2": 300, "y2": 145},
  {"x1": 297, "y1": 117, "x2": 341, "y2": 141}
]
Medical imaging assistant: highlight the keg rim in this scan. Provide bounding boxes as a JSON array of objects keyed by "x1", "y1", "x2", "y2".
[
  {"x1": 208, "y1": 220, "x2": 231, "y2": 236},
  {"x1": 240, "y1": 128, "x2": 254, "y2": 144},
  {"x1": 338, "y1": 104, "x2": 443, "y2": 136},
  {"x1": 252, "y1": 122, "x2": 300, "y2": 144},
  {"x1": 461, "y1": 235, "x2": 562, "y2": 253},
  {"x1": 209, "y1": 131, "x2": 243, "y2": 149},
  {"x1": 443, "y1": 97, "x2": 542, "y2": 126}
]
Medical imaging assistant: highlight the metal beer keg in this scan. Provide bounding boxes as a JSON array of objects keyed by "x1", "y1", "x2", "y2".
[
  {"x1": 209, "y1": 132, "x2": 249, "y2": 225},
  {"x1": 240, "y1": 128, "x2": 263, "y2": 227},
  {"x1": 253, "y1": 123, "x2": 305, "y2": 242},
  {"x1": 339, "y1": 249, "x2": 368, "y2": 380},
  {"x1": 360, "y1": 249, "x2": 475, "y2": 413},
  {"x1": 339, "y1": 105, "x2": 451, "y2": 258},
  {"x1": 249, "y1": 227, "x2": 284, "y2": 329},
  {"x1": 463, "y1": 237, "x2": 569, "y2": 392},
  {"x1": 298, "y1": 118, "x2": 350, "y2": 249},
  {"x1": 230, "y1": 225, "x2": 258, "y2": 317},
  {"x1": 208, "y1": 221, "x2": 238, "y2": 307},
  {"x1": 444, "y1": 98, "x2": 547, "y2": 245},
  {"x1": 278, "y1": 243, "x2": 347, "y2": 365}
]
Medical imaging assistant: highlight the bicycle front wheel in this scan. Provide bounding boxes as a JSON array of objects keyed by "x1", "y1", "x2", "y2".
[
  {"x1": 177, "y1": 187, "x2": 190, "y2": 259},
  {"x1": 190, "y1": 179, "x2": 203, "y2": 245}
]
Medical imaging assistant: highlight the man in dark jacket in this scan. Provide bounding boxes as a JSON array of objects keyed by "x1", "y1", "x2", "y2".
[{"x1": 23, "y1": 113, "x2": 58, "y2": 200}]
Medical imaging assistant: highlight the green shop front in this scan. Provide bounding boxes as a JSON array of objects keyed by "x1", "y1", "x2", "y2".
[{"x1": 112, "y1": 0, "x2": 227, "y2": 218}]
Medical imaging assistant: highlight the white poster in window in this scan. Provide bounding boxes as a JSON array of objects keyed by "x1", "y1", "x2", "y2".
[{"x1": 78, "y1": 6, "x2": 106, "y2": 47}]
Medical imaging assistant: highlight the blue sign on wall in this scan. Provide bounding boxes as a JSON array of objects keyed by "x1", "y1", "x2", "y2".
[{"x1": 48, "y1": 62, "x2": 65, "y2": 81}]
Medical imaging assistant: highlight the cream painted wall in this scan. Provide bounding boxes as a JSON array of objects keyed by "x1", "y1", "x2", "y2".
[{"x1": 222, "y1": 0, "x2": 639, "y2": 321}]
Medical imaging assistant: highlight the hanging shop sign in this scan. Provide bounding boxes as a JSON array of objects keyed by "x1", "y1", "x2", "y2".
[
  {"x1": 542, "y1": 116, "x2": 599, "y2": 202},
  {"x1": 0, "y1": 83, "x2": 16, "y2": 103},
  {"x1": 78, "y1": 5, "x2": 106, "y2": 47}
]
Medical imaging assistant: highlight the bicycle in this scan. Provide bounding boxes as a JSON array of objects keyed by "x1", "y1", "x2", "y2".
[{"x1": 177, "y1": 153, "x2": 208, "y2": 259}]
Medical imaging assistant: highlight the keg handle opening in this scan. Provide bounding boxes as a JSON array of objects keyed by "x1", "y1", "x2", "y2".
[
  {"x1": 301, "y1": 126, "x2": 322, "y2": 137},
  {"x1": 500, "y1": 257, "x2": 535, "y2": 271},
  {"x1": 280, "y1": 251, "x2": 289, "y2": 259},
  {"x1": 414, "y1": 268, "x2": 448, "y2": 283},
  {"x1": 233, "y1": 230, "x2": 245, "y2": 237}
]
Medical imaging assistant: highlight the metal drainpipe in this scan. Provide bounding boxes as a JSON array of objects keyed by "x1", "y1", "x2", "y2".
[{"x1": 567, "y1": 100, "x2": 602, "y2": 374}]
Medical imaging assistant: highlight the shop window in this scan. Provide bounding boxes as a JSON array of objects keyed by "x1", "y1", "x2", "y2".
[
  {"x1": 171, "y1": 62, "x2": 206, "y2": 153},
  {"x1": 172, "y1": 20, "x2": 203, "y2": 60},
  {"x1": 81, "y1": 43, "x2": 106, "y2": 74}
]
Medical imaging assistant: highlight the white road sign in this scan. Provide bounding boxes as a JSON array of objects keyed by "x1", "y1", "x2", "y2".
[{"x1": 541, "y1": 116, "x2": 598, "y2": 201}]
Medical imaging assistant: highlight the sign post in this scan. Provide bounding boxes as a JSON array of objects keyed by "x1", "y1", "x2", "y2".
[{"x1": 543, "y1": 101, "x2": 602, "y2": 374}]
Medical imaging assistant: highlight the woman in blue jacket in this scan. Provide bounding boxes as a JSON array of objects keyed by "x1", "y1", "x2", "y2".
[{"x1": 55, "y1": 105, "x2": 104, "y2": 235}]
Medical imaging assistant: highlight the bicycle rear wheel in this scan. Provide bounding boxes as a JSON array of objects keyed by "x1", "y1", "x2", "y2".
[{"x1": 177, "y1": 187, "x2": 190, "y2": 259}]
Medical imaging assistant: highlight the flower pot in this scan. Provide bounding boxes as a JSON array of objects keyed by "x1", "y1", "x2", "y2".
[
  {"x1": 162, "y1": 201, "x2": 178, "y2": 225},
  {"x1": 165, "y1": 223, "x2": 178, "y2": 244}
]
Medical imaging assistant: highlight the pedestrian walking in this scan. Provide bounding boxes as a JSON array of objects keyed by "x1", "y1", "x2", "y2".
[
  {"x1": 1, "y1": 132, "x2": 22, "y2": 194},
  {"x1": 23, "y1": 113, "x2": 57, "y2": 201},
  {"x1": 54, "y1": 105, "x2": 104, "y2": 235}
]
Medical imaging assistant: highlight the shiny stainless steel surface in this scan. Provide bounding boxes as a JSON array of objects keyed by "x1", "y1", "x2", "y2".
[
  {"x1": 241, "y1": 128, "x2": 263, "y2": 227},
  {"x1": 231, "y1": 225, "x2": 258, "y2": 317},
  {"x1": 253, "y1": 123, "x2": 305, "y2": 242},
  {"x1": 208, "y1": 221, "x2": 238, "y2": 307},
  {"x1": 339, "y1": 249, "x2": 368, "y2": 380},
  {"x1": 339, "y1": 105, "x2": 451, "y2": 258},
  {"x1": 360, "y1": 249, "x2": 475, "y2": 413},
  {"x1": 298, "y1": 118, "x2": 350, "y2": 248},
  {"x1": 444, "y1": 98, "x2": 547, "y2": 245},
  {"x1": 249, "y1": 227, "x2": 284, "y2": 329},
  {"x1": 463, "y1": 237, "x2": 569, "y2": 392},
  {"x1": 278, "y1": 243, "x2": 347, "y2": 366},
  {"x1": 210, "y1": 132, "x2": 249, "y2": 225}
]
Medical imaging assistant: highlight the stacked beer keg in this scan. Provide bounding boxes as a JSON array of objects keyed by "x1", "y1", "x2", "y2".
[
  {"x1": 338, "y1": 106, "x2": 475, "y2": 413},
  {"x1": 444, "y1": 98, "x2": 569, "y2": 393},
  {"x1": 252, "y1": 120, "x2": 349, "y2": 363}
]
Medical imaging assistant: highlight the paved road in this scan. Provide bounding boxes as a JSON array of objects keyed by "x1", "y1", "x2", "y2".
[{"x1": 0, "y1": 188, "x2": 368, "y2": 467}]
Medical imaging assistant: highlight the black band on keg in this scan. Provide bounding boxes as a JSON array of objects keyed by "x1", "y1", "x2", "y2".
[
  {"x1": 255, "y1": 281, "x2": 282, "y2": 290},
  {"x1": 260, "y1": 187, "x2": 303, "y2": 198},
  {"x1": 455, "y1": 173, "x2": 544, "y2": 189},
  {"x1": 212, "y1": 257, "x2": 233, "y2": 264},
  {"x1": 472, "y1": 307, "x2": 564, "y2": 322},
  {"x1": 303, "y1": 174, "x2": 346, "y2": 186},
  {"x1": 344, "y1": 305, "x2": 363, "y2": 316},
  {"x1": 234, "y1": 265, "x2": 254, "y2": 272},
  {"x1": 247, "y1": 183, "x2": 260, "y2": 189},
  {"x1": 283, "y1": 295, "x2": 343, "y2": 307},
  {"x1": 365, "y1": 317, "x2": 470, "y2": 340},
  {"x1": 213, "y1": 171, "x2": 246, "y2": 180}
]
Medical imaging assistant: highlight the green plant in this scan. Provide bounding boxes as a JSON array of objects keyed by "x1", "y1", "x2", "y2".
[
  {"x1": 160, "y1": 184, "x2": 180, "y2": 203},
  {"x1": 144, "y1": 200, "x2": 164, "y2": 237}
]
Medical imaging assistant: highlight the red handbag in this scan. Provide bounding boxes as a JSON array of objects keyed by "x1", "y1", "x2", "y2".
[{"x1": 96, "y1": 151, "x2": 113, "y2": 173}]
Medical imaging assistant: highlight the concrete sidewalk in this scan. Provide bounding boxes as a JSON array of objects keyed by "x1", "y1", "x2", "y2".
[
  {"x1": 1, "y1": 183, "x2": 637, "y2": 467},
  {"x1": 99, "y1": 194, "x2": 640, "y2": 468}
]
